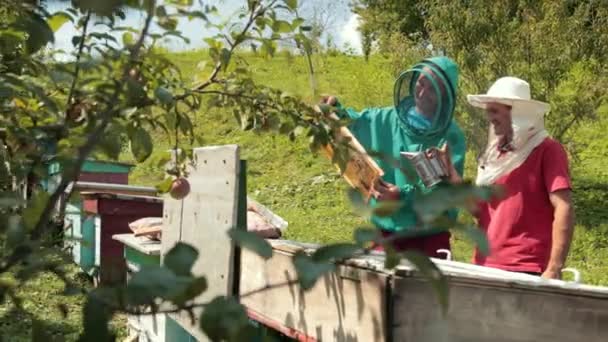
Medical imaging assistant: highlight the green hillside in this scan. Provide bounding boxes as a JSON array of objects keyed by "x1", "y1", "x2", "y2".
[{"x1": 124, "y1": 51, "x2": 608, "y2": 285}]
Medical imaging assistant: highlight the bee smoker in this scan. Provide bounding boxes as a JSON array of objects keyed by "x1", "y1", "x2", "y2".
[{"x1": 401, "y1": 147, "x2": 449, "y2": 188}]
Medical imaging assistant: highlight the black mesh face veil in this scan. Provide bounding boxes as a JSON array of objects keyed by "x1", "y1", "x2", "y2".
[{"x1": 393, "y1": 60, "x2": 456, "y2": 139}]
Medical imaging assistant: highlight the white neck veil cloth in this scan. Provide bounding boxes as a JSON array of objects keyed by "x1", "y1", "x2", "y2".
[
  {"x1": 466, "y1": 77, "x2": 551, "y2": 186},
  {"x1": 475, "y1": 105, "x2": 549, "y2": 186}
]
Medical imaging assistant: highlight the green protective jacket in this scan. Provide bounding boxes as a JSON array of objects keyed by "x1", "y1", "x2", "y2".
[{"x1": 336, "y1": 56, "x2": 466, "y2": 235}]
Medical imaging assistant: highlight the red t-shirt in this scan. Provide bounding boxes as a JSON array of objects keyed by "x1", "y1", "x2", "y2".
[{"x1": 473, "y1": 138, "x2": 572, "y2": 273}]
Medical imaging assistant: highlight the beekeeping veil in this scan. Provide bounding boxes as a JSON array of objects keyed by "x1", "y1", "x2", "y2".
[
  {"x1": 393, "y1": 56, "x2": 459, "y2": 141},
  {"x1": 467, "y1": 77, "x2": 550, "y2": 186}
]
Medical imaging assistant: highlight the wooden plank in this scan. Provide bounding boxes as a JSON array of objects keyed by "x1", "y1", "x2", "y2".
[
  {"x1": 239, "y1": 246, "x2": 388, "y2": 342},
  {"x1": 160, "y1": 145, "x2": 241, "y2": 341},
  {"x1": 112, "y1": 234, "x2": 161, "y2": 256},
  {"x1": 395, "y1": 259, "x2": 608, "y2": 299},
  {"x1": 391, "y1": 277, "x2": 608, "y2": 342},
  {"x1": 132, "y1": 226, "x2": 162, "y2": 238}
]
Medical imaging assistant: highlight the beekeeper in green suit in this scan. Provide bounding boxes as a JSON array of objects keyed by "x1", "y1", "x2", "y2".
[{"x1": 322, "y1": 56, "x2": 466, "y2": 258}]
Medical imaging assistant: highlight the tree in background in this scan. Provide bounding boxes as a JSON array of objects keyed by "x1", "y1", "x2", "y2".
[
  {"x1": 297, "y1": 0, "x2": 349, "y2": 52},
  {"x1": 355, "y1": 0, "x2": 608, "y2": 152}
]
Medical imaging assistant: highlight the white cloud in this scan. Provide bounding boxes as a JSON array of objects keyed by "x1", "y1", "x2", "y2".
[{"x1": 338, "y1": 14, "x2": 362, "y2": 54}]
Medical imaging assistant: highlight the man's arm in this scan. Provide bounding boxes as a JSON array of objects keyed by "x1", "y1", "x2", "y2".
[{"x1": 543, "y1": 189, "x2": 575, "y2": 279}]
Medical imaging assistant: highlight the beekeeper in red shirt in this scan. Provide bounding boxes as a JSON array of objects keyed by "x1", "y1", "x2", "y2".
[
  {"x1": 466, "y1": 76, "x2": 576, "y2": 279},
  {"x1": 442, "y1": 76, "x2": 575, "y2": 279}
]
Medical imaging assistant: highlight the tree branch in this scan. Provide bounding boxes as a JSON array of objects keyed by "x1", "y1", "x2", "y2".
[
  {"x1": 555, "y1": 114, "x2": 580, "y2": 142},
  {"x1": 30, "y1": 1, "x2": 157, "y2": 241},
  {"x1": 194, "y1": 89, "x2": 283, "y2": 111},
  {"x1": 238, "y1": 279, "x2": 299, "y2": 299},
  {"x1": 186, "y1": 0, "x2": 280, "y2": 94},
  {"x1": 65, "y1": 10, "x2": 91, "y2": 109}
]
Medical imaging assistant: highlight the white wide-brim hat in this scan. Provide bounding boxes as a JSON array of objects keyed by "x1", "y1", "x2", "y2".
[{"x1": 467, "y1": 76, "x2": 550, "y2": 116}]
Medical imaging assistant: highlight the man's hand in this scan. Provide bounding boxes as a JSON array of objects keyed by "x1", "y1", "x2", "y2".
[
  {"x1": 433, "y1": 143, "x2": 462, "y2": 184},
  {"x1": 371, "y1": 178, "x2": 400, "y2": 201},
  {"x1": 544, "y1": 189, "x2": 575, "y2": 280},
  {"x1": 541, "y1": 268, "x2": 562, "y2": 280},
  {"x1": 320, "y1": 95, "x2": 338, "y2": 106}
]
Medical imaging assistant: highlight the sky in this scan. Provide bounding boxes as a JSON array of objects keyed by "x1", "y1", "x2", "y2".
[{"x1": 44, "y1": 0, "x2": 363, "y2": 59}]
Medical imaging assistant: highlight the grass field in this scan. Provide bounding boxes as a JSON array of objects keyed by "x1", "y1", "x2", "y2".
[
  {"x1": 2, "y1": 51, "x2": 607, "y2": 340},
  {"x1": 0, "y1": 250, "x2": 127, "y2": 341}
]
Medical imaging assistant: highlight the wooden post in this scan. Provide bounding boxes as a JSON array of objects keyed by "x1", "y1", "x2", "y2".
[{"x1": 161, "y1": 145, "x2": 242, "y2": 341}]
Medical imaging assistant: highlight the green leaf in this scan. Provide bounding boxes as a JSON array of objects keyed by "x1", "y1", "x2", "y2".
[
  {"x1": 49, "y1": 70, "x2": 73, "y2": 85},
  {"x1": 80, "y1": 291, "x2": 112, "y2": 341},
  {"x1": 373, "y1": 200, "x2": 403, "y2": 217},
  {"x1": 178, "y1": 113, "x2": 194, "y2": 135},
  {"x1": 156, "y1": 5, "x2": 168, "y2": 17},
  {"x1": 200, "y1": 296, "x2": 250, "y2": 341},
  {"x1": 273, "y1": 20, "x2": 293, "y2": 33},
  {"x1": 354, "y1": 228, "x2": 378, "y2": 247},
  {"x1": 285, "y1": 0, "x2": 298, "y2": 11},
  {"x1": 158, "y1": 17, "x2": 178, "y2": 31},
  {"x1": 164, "y1": 242, "x2": 199, "y2": 276},
  {"x1": 47, "y1": 12, "x2": 72, "y2": 32},
  {"x1": 23, "y1": 191, "x2": 50, "y2": 231},
  {"x1": 170, "y1": 276, "x2": 207, "y2": 305},
  {"x1": 126, "y1": 266, "x2": 188, "y2": 304},
  {"x1": 228, "y1": 228, "x2": 273, "y2": 260},
  {"x1": 97, "y1": 125, "x2": 123, "y2": 159},
  {"x1": 122, "y1": 32, "x2": 134, "y2": 46},
  {"x1": 260, "y1": 41, "x2": 277, "y2": 57},
  {"x1": 293, "y1": 252, "x2": 335, "y2": 290},
  {"x1": 14, "y1": 12, "x2": 54, "y2": 54},
  {"x1": 247, "y1": 0, "x2": 259, "y2": 11},
  {"x1": 413, "y1": 183, "x2": 500, "y2": 223},
  {"x1": 129, "y1": 127, "x2": 153, "y2": 162},
  {"x1": 384, "y1": 246, "x2": 401, "y2": 269},
  {"x1": 402, "y1": 250, "x2": 449, "y2": 313},
  {"x1": 279, "y1": 122, "x2": 295, "y2": 135},
  {"x1": 291, "y1": 17, "x2": 305, "y2": 30},
  {"x1": 155, "y1": 178, "x2": 174, "y2": 193},
  {"x1": 312, "y1": 243, "x2": 360, "y2": 263},
  {"x1": 346, "y1": 188, "x2": 372, "y2": 217},
  {"x1": 456, "y1": 225, "x2": 489, "y2": 256},
  {"x1": 155, "y1": 86, "x2": 174, "y2": 105},
  {"x1": 126, "y1": 264, "x2": 207, "y2": 306},
  {"x1": 73, "y1": 0, "x2": 124, "y2": 16},
  {"x1": 219, "y1": 48, "x2": 231, "y2": 70},
  {"x1": 156, "y1": 153, "x2": 173, "y2": 168},
  {"x1": 164, "y1": 110, "x2": 177, "y2": 129}
]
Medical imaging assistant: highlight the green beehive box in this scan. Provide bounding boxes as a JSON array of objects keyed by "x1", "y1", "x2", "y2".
[{"x1": 44, "y1": 158, "x2": 134, "y2": 192}]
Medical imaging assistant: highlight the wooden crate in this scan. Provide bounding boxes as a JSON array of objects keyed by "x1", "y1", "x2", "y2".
[
  {"x1": 391, "y1": 260, "x2": 608, "y2": 342},
  {"x1": 240, "y1": 240, "x2": 388, "y2": 342},
  {"x1": 240, "y1": 240, "x2": 608, "y2": 342},
  {"x1": 81, "y1": 192, "x2": 163, "y2": 285},
  {"x1": 63, "y1": 182, "x2": 158, "y2": 271}
]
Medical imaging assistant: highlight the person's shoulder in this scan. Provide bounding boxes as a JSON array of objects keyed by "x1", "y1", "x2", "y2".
[
  {"x1": 446, "y1": 120, "x2": 466, "y2": 142},
  {"x1": 447, "y1": 119, "x2": 464, "y2": 134},
  {"x1": 540, "y1": 137, "x2": 567, "y2": 153},
  {"x1": 537, "y1": 137, "x2": 569, "y2": 162},
  {"x1": 359, "y1": 106, "x2": 397, "y2": 119}
]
